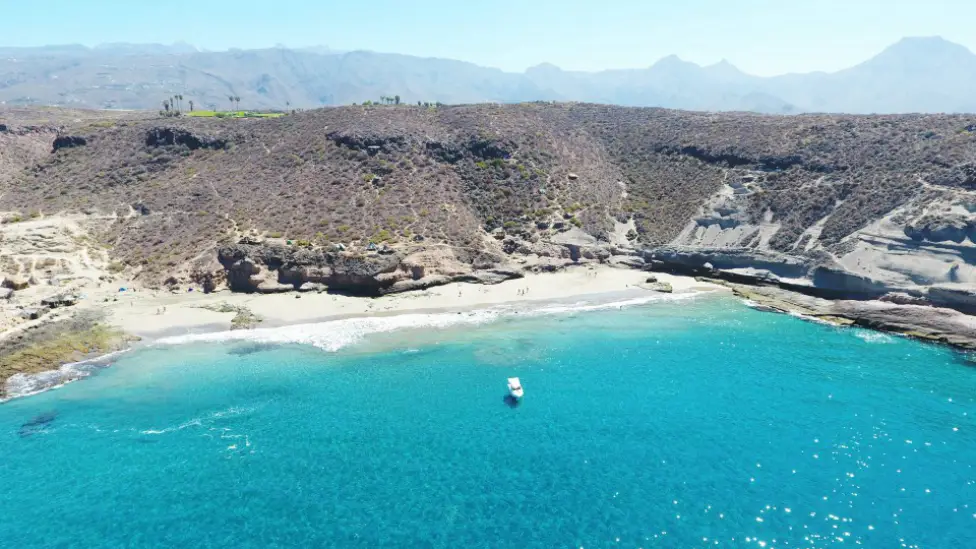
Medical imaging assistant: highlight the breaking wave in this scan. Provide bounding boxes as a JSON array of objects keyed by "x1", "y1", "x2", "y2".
[
  {"x1": 155, "y1": 292, "x2": 705, "y2": 353},
  {"x1": 854, "y1": 330, "x2": 894, "y2": 344}
]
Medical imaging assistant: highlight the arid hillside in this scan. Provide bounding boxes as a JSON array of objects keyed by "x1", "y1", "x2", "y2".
[{"x1": 1, "y1": 103, "x2": 975, "y2": 303}]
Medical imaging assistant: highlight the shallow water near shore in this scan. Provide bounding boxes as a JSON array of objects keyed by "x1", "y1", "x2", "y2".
[{"x1": 2, "y1": 296, "x2": 975, "y2": 548}]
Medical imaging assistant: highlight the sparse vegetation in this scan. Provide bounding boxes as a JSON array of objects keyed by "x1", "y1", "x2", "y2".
[{"x1": 2, "y1": 103, "x2": 974, "y2": 285}]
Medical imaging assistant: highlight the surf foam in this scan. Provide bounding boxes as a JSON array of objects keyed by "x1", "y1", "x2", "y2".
[{"x1": 155, "y1": 292, "x2": 704, "y2": 352}]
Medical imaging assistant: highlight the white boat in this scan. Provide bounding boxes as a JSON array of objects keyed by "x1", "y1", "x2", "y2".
[{"x1": 507, "y1": 377, "x2": 524, "y2": 400}]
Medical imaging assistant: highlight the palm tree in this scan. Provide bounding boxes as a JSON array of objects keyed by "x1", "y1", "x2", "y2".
[
  {"x1": 177, "y1": 94, "x2": 184, "y2": 112},
  {"x1": 162, "y1": 99, "x2": 170, "y2": 113},
  {"x1": 235, "y1": 96, "x2": 241, "y2": 111},
  {"x1": 188, "y1": 100, "x2": 194, "y2": 112},
  {"x1": 228, "y1": 95, "x2": 235, "y2": 111},
  {"x1": 394, "y1": 95, "x2": 400, "y2": 105}
]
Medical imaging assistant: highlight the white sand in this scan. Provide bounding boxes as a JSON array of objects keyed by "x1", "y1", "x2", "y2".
[{"x1": 95, "y1": 267, "x2": 724, "y2": 339}]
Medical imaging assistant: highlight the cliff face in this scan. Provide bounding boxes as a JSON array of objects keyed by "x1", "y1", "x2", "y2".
[{"x1": 1, "y1": 103, "x2": 974, "y2": 315}]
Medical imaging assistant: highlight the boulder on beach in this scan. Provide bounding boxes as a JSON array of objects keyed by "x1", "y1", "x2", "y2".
[
  {"x1": 3, "y1": 276, "x2": 30, "y2": 291},
  {"x1": 644, "y1": 281, "x2": 673, "y2": 293}
]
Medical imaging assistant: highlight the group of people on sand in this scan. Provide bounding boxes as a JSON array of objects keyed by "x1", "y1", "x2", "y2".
[
  {"x1": 154, "y1": 306, "x2": 167, "y2": 315},
  {"x1": 517, "y1": 287, "x2": 530, "y2": 296}
]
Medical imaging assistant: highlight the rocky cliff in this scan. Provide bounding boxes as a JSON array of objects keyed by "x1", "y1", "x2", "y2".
[{"x1": 1, "y1": 104, "x2": 975, "y2": 341}]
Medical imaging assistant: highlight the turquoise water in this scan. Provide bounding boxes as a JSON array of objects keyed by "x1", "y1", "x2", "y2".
[{"x1": 2, "y1": 296, "x2": 975, "y2": 548}]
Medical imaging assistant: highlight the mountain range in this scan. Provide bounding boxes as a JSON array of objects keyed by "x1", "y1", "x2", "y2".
[{"x1": 0, "y1": 37, "x2": 974, "y2": 113}]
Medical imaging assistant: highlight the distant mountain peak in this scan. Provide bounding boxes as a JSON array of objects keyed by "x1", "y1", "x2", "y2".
[
  {"x1": 858, "y1": 36, "x2": 976, "y2": 73},
  {"x1": 94, "y1": 42, "x2": 198, "y2": 55},
  {"x1": 876, "y1": 36, "x2": 974, "y2": 60},
  {"x1": 705, "y1": 58, "x2": 741, "y2": 72},
  {"x1": 526, "y1": 62, "x2": 563, "y2": 74},
  {"x1": 653, "y1": 54, "x2": 689, "y2": 67}
]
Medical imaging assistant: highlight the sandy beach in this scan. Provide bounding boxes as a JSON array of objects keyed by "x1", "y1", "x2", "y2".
[{"x1": 95, "y1": 267, "x2": 724, "y2": 340}]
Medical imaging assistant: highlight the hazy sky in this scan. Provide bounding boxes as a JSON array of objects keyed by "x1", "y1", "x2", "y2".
[{"x1": 3, "y1": 0, "x2": 972, "y2": 75}]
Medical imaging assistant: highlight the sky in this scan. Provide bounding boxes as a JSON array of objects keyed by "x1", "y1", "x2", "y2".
[{"x1": 2, "y1": 0, "x2": 973, "y2": 75}]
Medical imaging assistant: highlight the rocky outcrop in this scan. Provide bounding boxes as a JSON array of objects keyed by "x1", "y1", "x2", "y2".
[
  {"x1": 905, "y1": 214, "x2": 974, "y2": 244},
  {"x1": 2, "y1": 276, "x2": 30, "y2": 291},
  {"x1": 145, "y1": 127, "x2": 228, "y2": 150},
  {"x1": 218, "y1": 244, "x2": 403, "y2": 295},
  {"x1": 927, "y1": 286, "x2": 976, "y2": 316},
  {"x1": 217, "y1": 243, "x2": 522, "y2": 296},
  {"x1": 644, "y1": 246, "x2": 811, "y2": 279},
  {"x1": 835, "y1": 301, "x2": 976, "y2": 350},
  {"x1": 809, "y1": 266, "x2": 890, "y2": 299},
  {"x1": 879, "y1": 292, "x2": 931, "y2": 306},
  {"x1": 644, "y1": 281, "x2": 673, "y2": 293},
  {"x1": 721, "y1": 281, "x2": 976, "y2": 350},
  {"x1": 551, "y1": 228, "x2": 610, "y2": 263},
  {"x1": 52, "y1": 135, "x2": 87, "y2": 152}
]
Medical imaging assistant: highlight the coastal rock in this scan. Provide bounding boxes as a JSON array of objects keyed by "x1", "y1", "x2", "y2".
[
  {"x1": 712, "y1": 267, "x2": 785, "y2": 287},
  {"x1": 218, "y1": 243, "x2": 426, "y2": 296},
  {"x1": 608, "y1": 256, "x2": 645, "y2": 269},
  {"x1": 833, "y1": 300, "x2": 976, "y2": 350},
  {"x1": 5, "y1": 368, "x2": 84, "y2": 400},
  {"x1": 644, "y1": 246, "x2": 811, "y2": 279},
  {"x1": 2, "y1": 356, "x2": 113, "y2": 401},
  {"x1": 581, "y1": 246, "x2": 612, "y2": 262},
  {"x1": 298, "y1": 282, "x2": 328, "y2": 293},
  {"x1": 40, "y1": 294, "x2": 78, "y2": 308},
  {"x1": 879, "y1": 292, "x2": 931, "y2": 306},
  {"x1": 644, "y1": 282, "x2": 673, "y2": 293},
  {"x1": 722, "y1": 281, "x2": 976, "y2": 351},
  {"x1": 551, "y1": 228, "x2": 599, "y2": 262},
  {"x1": 645, "y1": 275, "x2": 658, "y2": 283},
  {"x1": 810, "y1": 266, "x2": 890, "y2": 299},
  {"x1": 3, "y1": 276, "x2": 30, "y2": 291},
  {"x1": 256, "y1": 280, "x2": 293, "y2": 294},
  {"x1": 926, "y1": 286, "x2": 976, "y2": 315},
  {"x1": 387, "y1": 275, "x2": 452, "y2": 294},
  {"x1": 610, "y1": 245, "x2": 640, "y2": 257},
  {"x1": 19, "y1": 307, "x2": 48, "y2": 320},
  {"x1": 452, "y1": 268, "x2": 524, "y2": 286}
]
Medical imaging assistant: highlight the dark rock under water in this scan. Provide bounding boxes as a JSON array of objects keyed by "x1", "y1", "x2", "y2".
[{"x1": 18, "y1": 411, "x2": 57, "y2": 437}]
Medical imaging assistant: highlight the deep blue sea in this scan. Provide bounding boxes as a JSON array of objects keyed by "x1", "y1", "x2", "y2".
[{"x1": 2, "y1": 295, "x2": 975, "y2": 549}]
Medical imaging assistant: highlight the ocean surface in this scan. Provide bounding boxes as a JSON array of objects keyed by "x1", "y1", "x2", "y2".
[{"x1": 2, "y1": 294, "x2": 975, "y2": 549}]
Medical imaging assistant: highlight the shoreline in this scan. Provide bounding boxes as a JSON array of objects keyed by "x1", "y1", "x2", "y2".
[
  {"x1": 100, "y1": 267, "x2": 721, "y2": 341},
  {"x1": 0, "y1": 267, "x2": 725, "y2": 400},
  {"x1": 4, "y1": 262, "x2": 975, "y2": 403}
]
